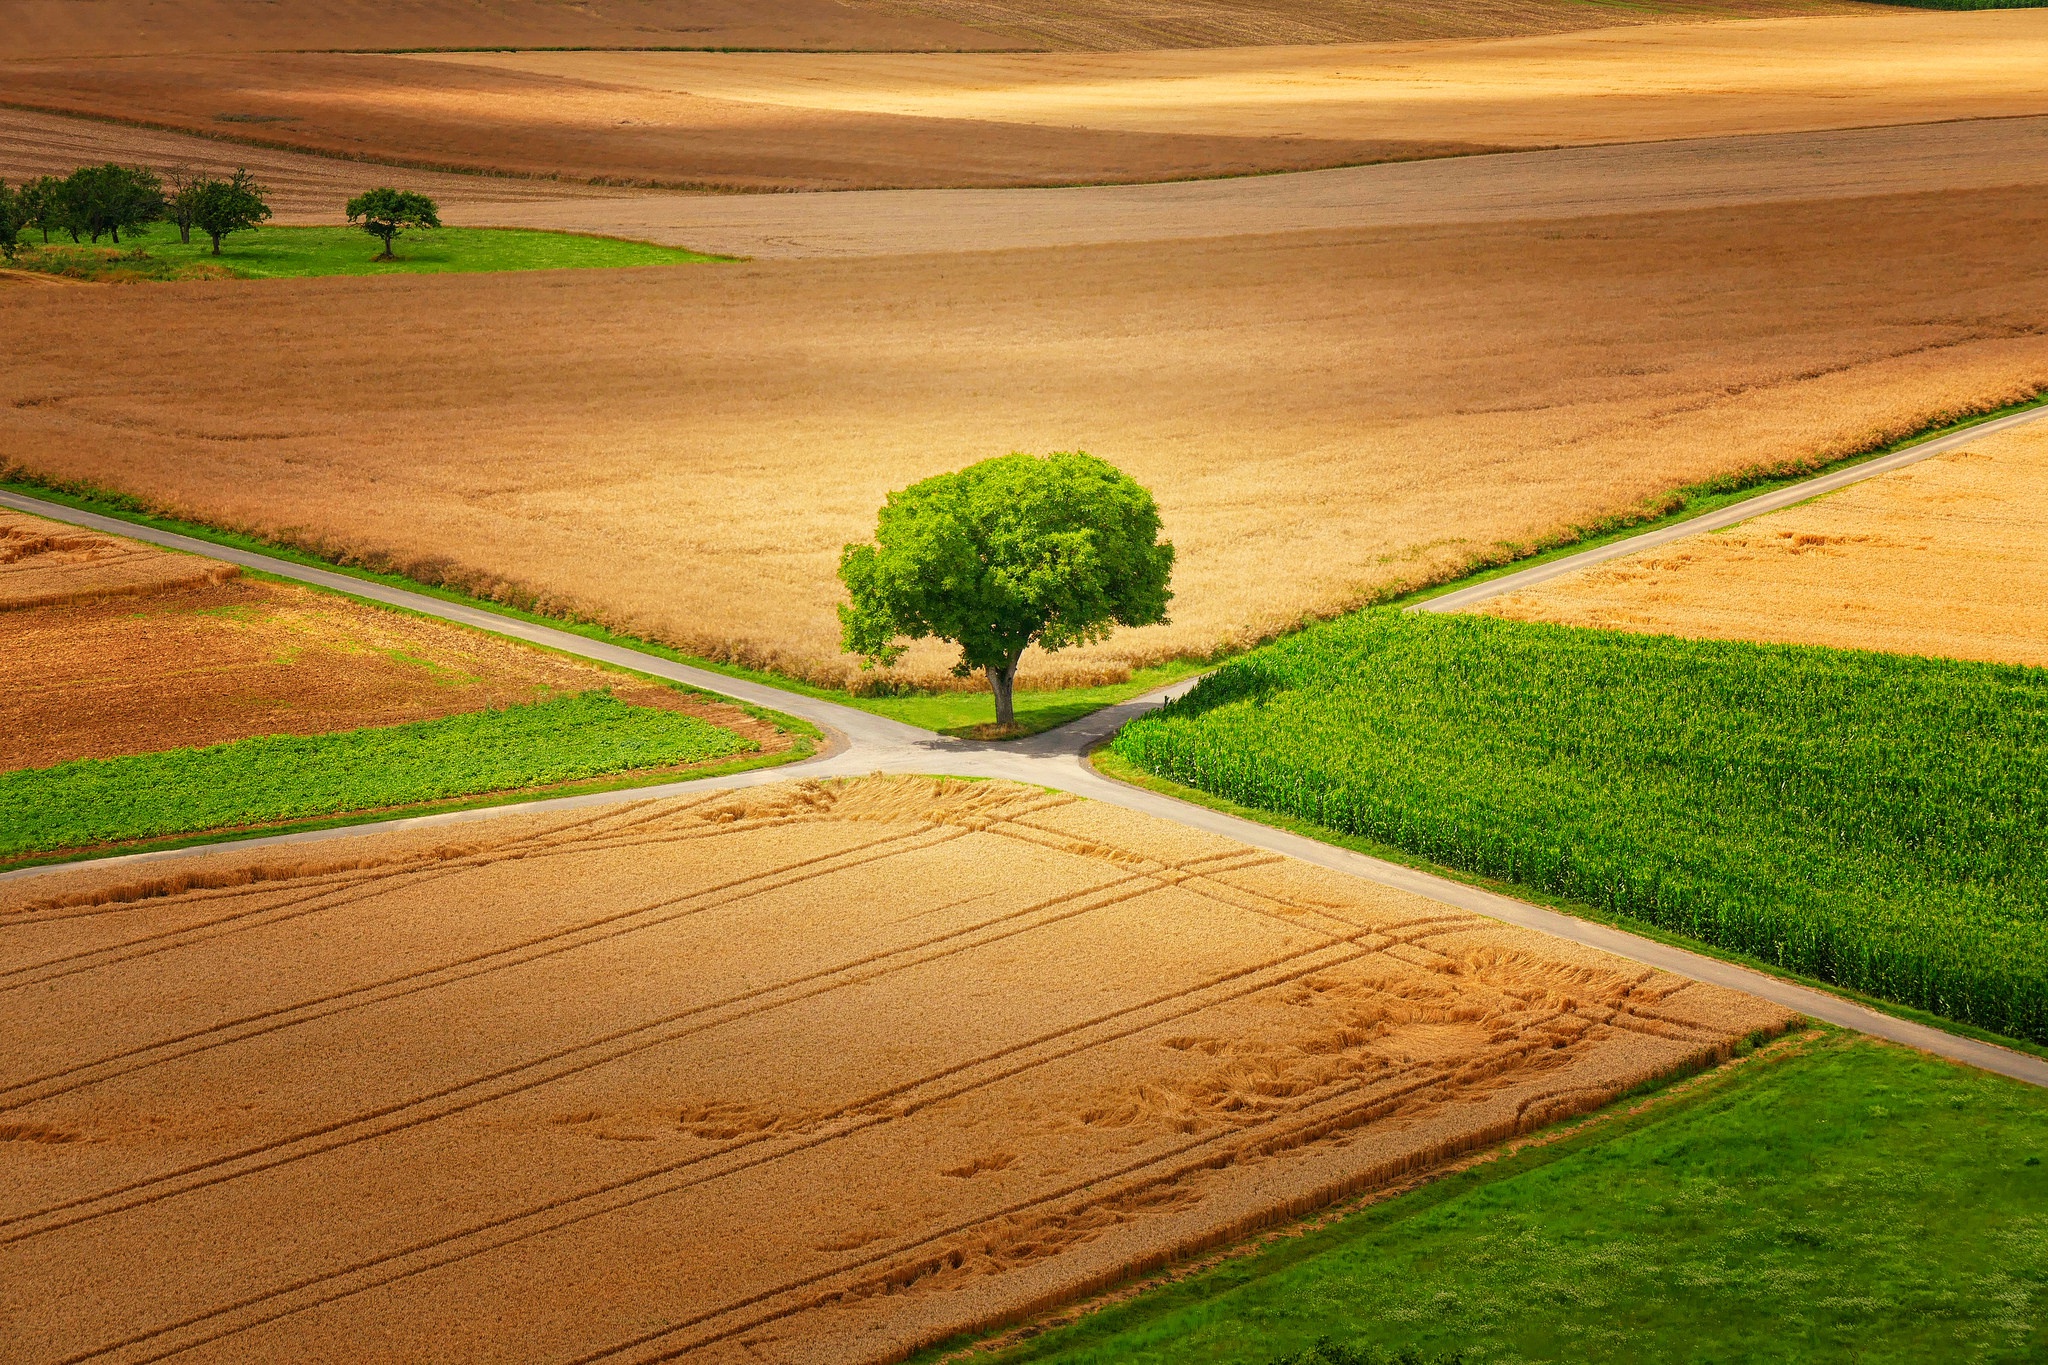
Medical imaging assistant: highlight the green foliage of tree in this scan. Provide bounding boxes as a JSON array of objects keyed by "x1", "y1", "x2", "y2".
[
  {"x1": 61, "y1": 163, "x2": 164, "y2": 244},
  {"x1": 346, "y1": 187, "x2": 441, "y2": 260},
  {"x1": 188, "y1": 169, "x2": 272, "y2": 255},
  {"x1": 17, "y1": 176, "x2": 62, "y2": 244},
  {"x1": 838, "y1": 451, "x2": 1175, "y2": 727},
  {"x1": 0, "y1": 180, "x2": 21, "y2": 263}
]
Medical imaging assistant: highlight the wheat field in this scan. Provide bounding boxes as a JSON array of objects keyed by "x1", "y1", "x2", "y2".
[
  {"x1": 1477, "y1": 423, "x2": 2048, "y2": 669},
  {"x1": 6, "y1": 188, "x2": 2046, "y2": 690},
  {"x1": 0, "y1": 776, "x2": 1789, "y2": 1365}
]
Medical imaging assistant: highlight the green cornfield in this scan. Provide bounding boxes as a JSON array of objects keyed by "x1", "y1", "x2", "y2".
[{"x1": 1111, "y1": 612, "x2": 2048, "y2": 1043}]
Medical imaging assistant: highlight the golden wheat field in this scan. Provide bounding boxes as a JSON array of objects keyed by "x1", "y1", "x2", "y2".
[
  {"x1": 1476, "y1": 423, "x2": 2048, "y2": 669},
  {"x1": 0, "y1": 508, "x2": 782, "y2": 769},
  {"x1": 9, "y1": 11, "x2": 2039, "y2": 189},
  {"x1": 0, "y1": 777, "x2": 1791, "y2": 1365},
  {"x1": 6, "y1": 188, "x2": 2047, "y2": 690}
]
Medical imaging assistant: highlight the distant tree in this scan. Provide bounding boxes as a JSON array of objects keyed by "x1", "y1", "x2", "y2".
[
  {"x1": 189, "y1": 169, "x2": 272, "y2": 255},
  {"x1": 17, "y1": 176, "x2": 63, "y2": 243},
  {"x1": 345, "y1": 187, "x2": 440, "y2": 260},
  {"x1": 0, "y1": 180, "x2": 21, "y2": 262},
  {"x1": 838, "y1": 452, "x2": 1176, "y2": 728},
  {"x1": 165, "y1": 167, "x2": 200, "y2": 245},
  {"x1": 63, "y1": 163, "x2": 164, "y2": 244}
]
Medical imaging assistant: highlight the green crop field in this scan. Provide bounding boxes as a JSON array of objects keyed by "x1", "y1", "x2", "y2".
[
  {"x1": 938, "y1": 1031, "x2": 2048, "y2": 1365},
  {"x1": 8, "y1": 225, "x2": 725, "y2": 282},
  {"x1": 1110, "y1": 612, "x2": 2048, "y2": 1043},
  {"x1": 0, "y1": 689, "x2": 753, "y2": 859}
]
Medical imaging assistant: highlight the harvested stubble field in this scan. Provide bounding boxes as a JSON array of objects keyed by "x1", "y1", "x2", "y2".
[
  {"x1": 0, "y1": 509, "x2": 784, "y2": 770},
  {"x1": 1477, "y1": 421, "x2": 2048, "y2": 669},
  {"x1": 0, "y1": 777, "x2": 1790, "y2": 1365},
  {"x1": 6, "y1": 188, "x2": 2048, "y2": 691},
  {"x1": 10, "y1": 11, "x2": 2042, "y2": 190}
]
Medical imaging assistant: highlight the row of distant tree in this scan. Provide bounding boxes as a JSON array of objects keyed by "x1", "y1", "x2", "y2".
[
  {"x1": 0, "y1": 164, "x2": 273, "y2": 261},
  {"x1": 0, "y1": 165, "x2": 445, "y2": 264}
]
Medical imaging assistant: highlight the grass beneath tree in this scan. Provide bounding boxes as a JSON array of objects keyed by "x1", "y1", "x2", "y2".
[
  {"x1": 8, "y1": 224, "x2": 726, "y2": 281},
  {"x1": 931, "y1": 1030, "x2": 2048, "y2": 1365}
]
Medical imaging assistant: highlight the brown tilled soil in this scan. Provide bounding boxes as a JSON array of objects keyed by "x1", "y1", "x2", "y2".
[
  {"x1": 0, "y1": 53, "x2": 1481, "y2": 190},
  {"x1": 1476, "y1": 424, "x2": 2048, "y2": 669},
  {"x1": 0, "y1": 776, "x2": 1792, "y2": 1365},
  {"x1": 10, "y1": 12, "x2": 2042, "y2": 189},
  {"x1": 0, "y1": 513, "x2": 784, "y2": 769},
  {"x1": 6, "y1": 187, "x2": 2046, "y2": 690},
  {"x1": 0, "y1": 0, "x2": 1008, "y2": 59},
  {"x1": 0, "y1": 506, "x2": 237, "y2": 609}
]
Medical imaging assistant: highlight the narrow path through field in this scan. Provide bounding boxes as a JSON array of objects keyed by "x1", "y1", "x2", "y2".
[{"x1": 7, "y1": 427, "x2": 2048, "y2": 1089}]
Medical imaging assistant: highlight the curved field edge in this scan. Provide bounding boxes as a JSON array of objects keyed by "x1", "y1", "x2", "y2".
[
  {"x1": 1106, "y1": 613, "x2": 2048, "y2": 1044},
  {"x1": 0, "y1": 689, "x2": 763, "y2": 861},
  {"x1": 6, "y1": 389, "x2": 2041, "y2": 736},
  {"x1": 912, "y1": 1027, "x2": 2048, "y2": 1365},
  {"x1": 1087, "y1": 746, "x2": 2048, "y2": 1066}
]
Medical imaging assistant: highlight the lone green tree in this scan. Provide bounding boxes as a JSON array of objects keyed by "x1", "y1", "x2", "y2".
[
  {"x1": 346, "y1": 187, "x2": 439, "y2": 260},
  {"x1": 838, "y1": 451, "x2": 1175, "y2": 728},
  {"x1": 18, "y1": 176, "x2": 63, "y2": 244},
  {"x1": 190, "y1": 169, "x2": 271, "y2": 255},
  {"x1": 0, "y1": 180, "x2": 21, "y2": 262},
  {"x1": 63, "y1": 163, "x2": 163, "y2": 244}
]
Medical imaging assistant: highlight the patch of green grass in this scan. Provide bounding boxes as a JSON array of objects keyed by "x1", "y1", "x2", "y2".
[
  {"x1": 0, "y1": 689, "x2": 753, "y2": 860},
  {"x1": 861, "y1": 664, "x2": 1209, "y2": 738},
  {"x1": 1110, "y1": 611, "x2": 2048, "y2": 1042},
  {"x1": 933, "y1": 1032, "x2": 2048, "y2": 1365},
  {"x1": 8, "y1": 224, "x2": 727, "y2": 282}
]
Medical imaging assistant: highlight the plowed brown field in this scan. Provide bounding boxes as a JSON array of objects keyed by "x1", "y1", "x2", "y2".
[
  {"x1": 1476, "y1": 423, "x2": 2048, "y2": 669},
  {"x1": 9, "y1": 11, "x2": 2037, "y2": 190},
  {"x1": 6, "y1": 188, "x2": 2046, "y2": 690},
  {"x1": 0, "y1": 509, "x2": 783, "y2": 769},
  {"x1": 0, "y1": 777, "x2": 1791, "y2": 1365}
]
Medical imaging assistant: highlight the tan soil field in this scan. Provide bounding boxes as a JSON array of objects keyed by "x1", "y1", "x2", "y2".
[
  {"x1": 0, "y1": 54, "x2": 1483, "y2": 190},
  {"x1": 860, "y1": 0, "x2": 1872, "y2": 48},
  {"x1": 438, "y1": 11, "x2": 2048, "y2": 150},
  {"x1": 0, "y1": 509, "x2": 783, "y2": 769},
  {"x1": 0, "y1": 776, "x2": 1792, "y2": 1364},
  {"x1": 1476, "y1": 424, "x2": 2048, "y2": 670},
  {"x1": 0, "y1": 0, "x2": 1007, "y2": 60},
  {"x1": 10, "y1": 11, "x2": 2039, "y2": 189},
  {"x1": 0, "y1": 506, "x2": 236, "y2": 609},
  {"x1": 11, "y1": 105, "x2": 2048, "y2": 259},
  {"x1": 6, "y1": 188, "x2": 2047, "y2": 690}
]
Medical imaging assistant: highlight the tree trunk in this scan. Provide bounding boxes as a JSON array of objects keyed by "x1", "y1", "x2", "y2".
[
  {"x1": 109, "y1": 226, "x2": 119, "y2": 245},
  {"x1": 988, "y1": 658, "x2": 1020, "y2": 728},
  {"x1": 210, "y1": 232, "x2": 224, "y2": 256}
]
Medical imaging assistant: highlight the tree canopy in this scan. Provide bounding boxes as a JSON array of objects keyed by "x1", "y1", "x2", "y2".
[
  {"x1": 838, "y1": 451, "x2": 1175, "y2": 727},
  {"x1": 0, "y1": 180, "x2": 21, "y2": 262},
  {"x1": 62, "y1": 164, "x2": 163, "y2": 244},
  {"x1": 188, "y1": 169, "x2": 272, "y2": 255},
  {"x1": 346, "y1": 187, "x2": 440, "y2": 260}
]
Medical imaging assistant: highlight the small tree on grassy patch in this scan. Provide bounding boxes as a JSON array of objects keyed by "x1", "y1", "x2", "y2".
[
  {"x1": 165, "y1": 167, "x2": 199, "y2": 245},
  {"x1": 838, "y1": 451, "x2": 1175, "y2": 729},
  {"x1": 346, "y1": 187, "x2": 439, "y2": 261},
  {"x1": 189, "y1": 169, "x2": 271, "y2": 255},
  {"x1": 18, "y1": 176, "x2": 63, "y2": 244},
  {"x1": 64, "y1": 163, "x2": 164, "y2": 244},
  {"x1": 0, "y1": 180, "x2": 23, "y2": 262}
]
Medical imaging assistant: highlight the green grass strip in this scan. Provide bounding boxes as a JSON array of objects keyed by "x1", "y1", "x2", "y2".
[
  {"x1": 1111, "y1": 611, "x2": 2048, "y2": 1043},
  {"x1": 8, "y1": 224, "x2": 728, "y2": 282},
  {"x1": 936, "y1": 1032, "x2": 2048, "y2": 1365},
  {"x1": 0, "y1": 689, "x2": 752, "y2": 859}
]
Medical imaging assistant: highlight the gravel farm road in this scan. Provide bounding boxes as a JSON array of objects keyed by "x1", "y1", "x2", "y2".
[{"x1": 7, "y1": 425, "x2": 2048, "y2": 1088}]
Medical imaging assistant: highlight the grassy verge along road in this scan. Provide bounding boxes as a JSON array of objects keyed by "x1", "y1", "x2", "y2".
[
  {"x1": 7, "y1": 224, "x2": 727, "y2": 281},
  {"x1": 0, "y1": 688, "x2": 774, "y2": 866},
  {"x1": 929, "y1": 1029, "x2": 2048, "y2": 1365},
  {"x1": 1111, "y1": 611, "x2": 2048, "y2": 1045}
]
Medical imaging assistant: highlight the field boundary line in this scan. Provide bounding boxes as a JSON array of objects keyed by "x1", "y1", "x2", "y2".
[{"x1": 1411, "y1": 399, "x2": 2048, "y2": 613}]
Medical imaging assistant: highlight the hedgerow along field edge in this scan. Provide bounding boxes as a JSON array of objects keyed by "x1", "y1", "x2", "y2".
[{"x1": 1109, "y1": 611, "x2": 2048, "y2": 1044}]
